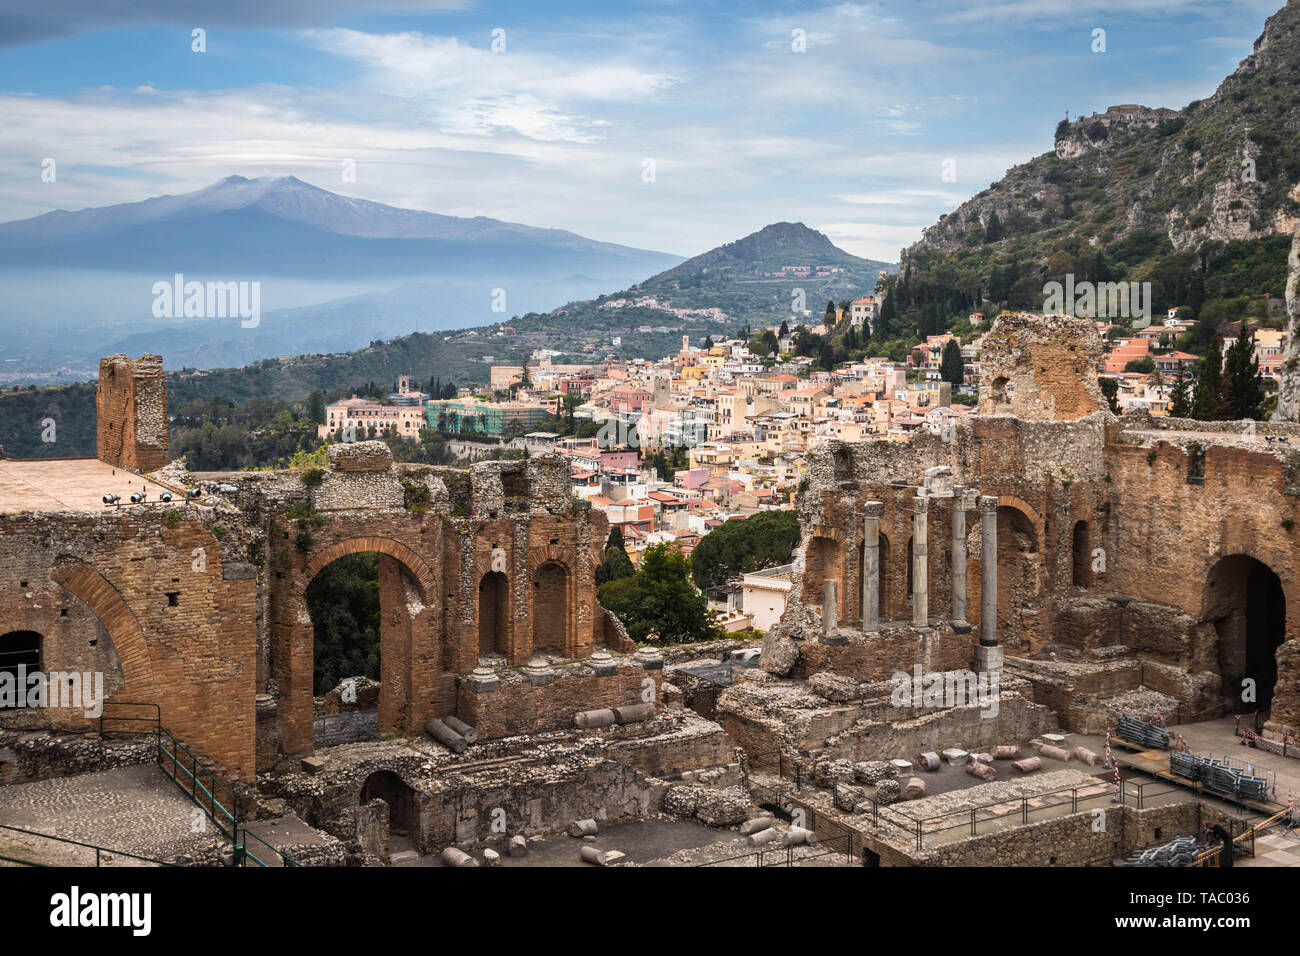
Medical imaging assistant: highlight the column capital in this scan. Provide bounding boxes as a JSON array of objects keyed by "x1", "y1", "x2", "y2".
[
  {"x1": 863, "y1": 500, "x2": 883, "y2": 518},
  {"x1": 979, "y1": 494, "x2": 999, "y2": 513}
]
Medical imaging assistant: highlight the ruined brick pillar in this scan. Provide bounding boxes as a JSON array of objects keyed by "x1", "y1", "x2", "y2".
[
  {"x1": 96, "y1": 353, "x2": 168, "y2": 472},
  {"x1": 975, "y1": 495, "x2": 1003, "y2": 673},
  {"x1": 862, "y1": 501, "x2": 882, "y2": 633},
  {"x1": 912, "y1": 496, "x2": 928, "y2": 627}
]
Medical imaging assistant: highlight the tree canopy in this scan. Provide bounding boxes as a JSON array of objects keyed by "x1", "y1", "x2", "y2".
[
  {"x1": 598, "y1": 543, "x2": 721, "y2": 644},
  {"x1": 689, "y1": 510, "x2": 800, "y2": 589}
]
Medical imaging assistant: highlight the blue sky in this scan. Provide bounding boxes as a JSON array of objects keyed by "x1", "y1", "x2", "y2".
[{"x1": 0, "y1": 0, "x2": 1284, "y2": 261}]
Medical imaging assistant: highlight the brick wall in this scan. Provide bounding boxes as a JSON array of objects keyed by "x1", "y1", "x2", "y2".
[
  {"x1": 96, "y1": 354, "x2": 167, "y2": 472},
  {"x1": 455, "y1": 665, "x2": 658, "y2": 739},
  {"x1": 0, "y1": 510, "x2": 256, "y2": 778}
]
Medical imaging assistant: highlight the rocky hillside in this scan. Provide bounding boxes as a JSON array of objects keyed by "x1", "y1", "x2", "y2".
[{"x1": 907, "y1": 1, "x2": 1300, "y2": 261}]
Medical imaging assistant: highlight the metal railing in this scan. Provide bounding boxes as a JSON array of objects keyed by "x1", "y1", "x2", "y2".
[
  {"x1": 1195, "y1": 806, "x2": 1293, "y2": 867},
  {"x1": 891, "y1": 782, "x2": 1119, "y2": 851},
  {"x1": 0, "y1": 822, "x2": 175, "y2": 867},
  {"x1": 98, "y1": 700, "x2": 298, "y2": 867},
  {"x1": 698, "y1": 832, "x2": 854, "y2": 867},
  {"x1": 237, "y1": 827, "x2": 302, "y2": 868}
]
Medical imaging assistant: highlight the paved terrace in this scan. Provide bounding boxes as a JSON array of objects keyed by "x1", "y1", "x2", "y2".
[{"x1": 0, "y1": 458, "x2": 177, "y2": 514}]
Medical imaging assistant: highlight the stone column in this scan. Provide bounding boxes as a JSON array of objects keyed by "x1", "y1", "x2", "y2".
[
  {"x1": 975, "y1": 495, "x2": 1003, "y2": 672},
  {"x1": 862, "y1": 502, "x2": 882, "y2": 633},
  {"x1": 951, "y1": 488, "x2": 973, "y2": 630},
  {"x1": 821, "y1": 579, "x2": 839, "y2": 639},
  {"x1": 912, "y1": 496, "x2": 928, "y2": 628}
]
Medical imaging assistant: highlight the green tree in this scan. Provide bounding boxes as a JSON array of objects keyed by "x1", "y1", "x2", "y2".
[
  {"x1": 1098, "y1": 376, "x2": 1120, "y2": 414},
  {"x1": 939, "y1": 338, "x2": 964, "y2": 385},
  {"x1": 689, "y1": 510, "x2": 800, "y2": 589},
  {"x1": 1168, "y1": 374, "x2": 1191, "y2": 418},
  {"x1": 1220, "y1": 325, "x2": 1266, "y2": 420},
  {"x1": 307, "y1": 552, "x2": 380, "y2": 693},
  {"x1": 595, "y1": 526, "x2": 636, "y2": 585},
  {"x1": 985, "y1": 211, "x2": 1003, "y2": 243},
  {"x1": 598, "y1": 543, "x2": 721, "y2": 644},
  {"x1": 1193, "y1": 337, "x2": 1224, "y2": 420}
]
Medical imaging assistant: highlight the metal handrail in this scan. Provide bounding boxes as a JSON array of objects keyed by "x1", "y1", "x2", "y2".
[
  {"x1": 236, "y1": 827, "x2": 302, "y2": 868},
  {"x1": 0, "y1": 822, "x2": 175, "y2": 867}
]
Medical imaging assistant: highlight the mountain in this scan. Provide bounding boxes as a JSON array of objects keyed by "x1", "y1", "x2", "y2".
[
  {"x1": 0, "y1": 176, "x2": 683, "y2": 381},
  {"x1": 0, "y1": 221, "x2": 898, "y2": 459},
  {"x1": 908, "y1": 3, "x2": 1299, "y2": 260},
  {"x1": 520, "y1": 222, "x2": 894, "y2": 333},
  {"x1": 646, "y1": 221, "x2": 884, "y2": 283},
  {"x1": 0, "y1": 175, "x2": 679, "y2": 271},
  {"x1": 877, "y1": 1, "x2": 1298, "y2": 347}
]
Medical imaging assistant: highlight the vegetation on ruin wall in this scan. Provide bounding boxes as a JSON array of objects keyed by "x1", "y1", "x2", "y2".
[
  {"x1": 306, "y1": 552, "x2": 380, "y2": 694},
  {"x1": 689, "y1": 509, "x2": 800, "y2": 589},
  {"x1": 598, "y1": 543, "x2": 722, "y2": 644}
]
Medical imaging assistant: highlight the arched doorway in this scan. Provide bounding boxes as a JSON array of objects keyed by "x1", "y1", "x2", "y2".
[
  {"x1": 532, "y1": 562, "x2": 569, "y2": 657},
  {"x1": 1204, "y1": 555, "x2": 1286, "y2": 710},
  {"x1": 478, "y1": 571, "x2": 509, "y2": 657},
  {"x1": 804, "y1": 536, "x2": 843, "y2": 619},
  {"x1": 280, "y1": 537, "x2": 436, "y2": 756},
  {"x1": 996, "y1": 506, "x2": 1040, "y2": 651},
  {"x1": 359, "y1": 769, "x2": 419, "y2": 838},
  {"x1": 0, "y1": 631, "x2": 41, "y2": 711}
]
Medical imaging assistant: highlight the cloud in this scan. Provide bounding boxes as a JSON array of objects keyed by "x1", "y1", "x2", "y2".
[
  {"x1": 0, "y1": 0, "x2": 469, "y2": 48},
  {"x1": 299, "y1": 28, "x2": 679, "y2": 141}
]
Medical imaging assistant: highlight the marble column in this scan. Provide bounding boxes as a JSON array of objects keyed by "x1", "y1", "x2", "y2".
[
  {"x1": 822, "y1": 578, "x2": 839, "y2": 637},
  {"x1": 951, "y1": 487, "x2": 974, "y2": 629},
  {"x1": 862, "y1": 501, "x2": 882, "y2": 633},
  {"x1": 912, "y1": 495, "x2": 929, "y2": 628},
  {"x1": 975, "y1": 494, "x2": 1003, "y2": 672}
]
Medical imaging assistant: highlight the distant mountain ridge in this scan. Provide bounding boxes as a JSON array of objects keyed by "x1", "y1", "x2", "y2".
[
  {"x1": 0, "y1": 176, "x2": 685, "y2": 379},
  {"x1": 905, "y1": 1, "x2": 1300, "y2": 264},
  {"x1": 0, "y1": 175, "x2": 678, "y2": 261}
]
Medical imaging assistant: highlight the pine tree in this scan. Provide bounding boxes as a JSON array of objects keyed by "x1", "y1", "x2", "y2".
[
  {"x1": 985, "y1": 211, "x2": 1003, "y2": 243},
  {"x1": 1220, "y1": 325, "x2": 1266, "y2": 420},
  {"x1": 940, "y1": 339, "x2": 963, "y2": 385},
  {"x1": 1192, "y1": 338, "x2": 1224, "y2": 420},
  {"x1": 1168, "y1": 374, "x2": 1191, "y2": 418}
]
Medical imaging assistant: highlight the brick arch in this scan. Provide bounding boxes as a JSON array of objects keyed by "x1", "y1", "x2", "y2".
[
  {"x1": 527, "y1": 544, "x2": 572, "y2": 577},
  {"x1": 50, "y1": 560, "x2": 156, "y2": 700},
  {"x1": 297, "y1": 536, "x2": 436, "y2": 604},
  {"x1": 275, "y1": 535, "x2": 439, "y2": 758},
  {"x1": 1202, "y1": 553, "x2": 1287, "y2": 710},
  {"x1": 994, "y1": 500, "x2": 1042, "y2": 653},
  {"x1": 995, "y1": 495, "x2": 1041, "y2": 530}
]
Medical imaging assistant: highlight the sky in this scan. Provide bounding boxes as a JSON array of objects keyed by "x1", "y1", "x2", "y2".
[{"x1": 0, "y1": 0, "x2": 1285, "y2": 262}]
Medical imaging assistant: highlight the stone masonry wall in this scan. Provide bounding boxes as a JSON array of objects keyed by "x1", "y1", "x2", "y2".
[{"x1": 96, "y1": 353, "x2": 167, "y2": 472}]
